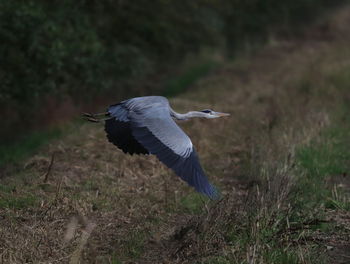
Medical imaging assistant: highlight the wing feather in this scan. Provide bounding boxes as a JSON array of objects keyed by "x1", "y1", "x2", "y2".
[
  {"x1": 106, "y1": 96, "x2": 220, "y2": 199},
  {"x1": 104, "y1": 118, "x2": 148, "y2": 155},
  {"x1": 132, "y1": 126, "x2": 219, "y2": 199}
]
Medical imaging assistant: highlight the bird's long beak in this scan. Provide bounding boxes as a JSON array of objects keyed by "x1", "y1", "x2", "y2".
[{"x1": 214, "y1": 112, "x2": 230, "y2": 117}]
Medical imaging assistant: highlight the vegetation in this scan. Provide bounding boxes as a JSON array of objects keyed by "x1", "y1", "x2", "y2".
[
  {"x1": 296, "y1": 120, "x2": 350, "y2": 211},
  {"x1": 0, "y1": 126, "x2": 63, "y2": 168},
  {"x1": 163, "y1": 59, "x2": 218, "y2": 97},
  {"x1": 1, "y1": 2, "x2": 350, "y2": 264},
  {"x1": 0, "y1": 0, "x2": 343, "y2": 142}
]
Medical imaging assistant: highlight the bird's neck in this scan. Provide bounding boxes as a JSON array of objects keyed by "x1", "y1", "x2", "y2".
[{"x1": 171, "y1": 110, "x2": 207, "y2": 120}]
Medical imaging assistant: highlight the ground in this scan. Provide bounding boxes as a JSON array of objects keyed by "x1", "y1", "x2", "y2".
[{"x1": 1, "y1": 5, "x2": 350, "y2": 264}]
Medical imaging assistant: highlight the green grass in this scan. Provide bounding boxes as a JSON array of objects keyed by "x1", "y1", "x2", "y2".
[
  {"x1": 224, "y1": 216, "x2": 327, "y2": 264},
  {"x1": 0, "y1": 184, "x2": 16, "y2": 193},
  {"x1": 0, "y1": 171, "x2": 40, "y2": 209},
  {"x1": 107, "y1": 230, "x2": 149, "y2": 263},
  {"x1": 121, "y1": 230, "x2": 147, "y2": 260},
  {"x1": 203, "y1": 256, "x2": 232, "y2": 264},
  {"x1": 295, "y1": 113, "x2": 350, "y2": 211},
  {"x1": 225, "y1": 209, "x2": 304, "y2": 263},
  {"x1": 0, "y1": 194, "x2": 38, "y2": 209},
  {"x1": 291, "y1": 64, "x2": 350, "y2": 214},
  {"x1": 263, "y1": 249, "x2": 300, "y2": 264},
  {"x1": 219, "y1": 87, "x2": 350, "y2": 263},
  {"x1": 299, "y1": 126, "x2": 350, "y2": 177},
  {"x1": 327, "y1": 65, "x2": 350, "y2": 94},
  {"x1": 109, "y1": 255, "x2": 122, "y2": 264},
  {"x1": 0, "y1": 127, "x2": 63, "y2": 168},
  {"x1": 163, "y1": 60, "x2": 218, "y2": 97},
  {"x1": 179, "y1": 193, "x2": 208, "y2": 214},
  {"x1": 0, "y1": 118, "x2": 86, "y2": 168}
]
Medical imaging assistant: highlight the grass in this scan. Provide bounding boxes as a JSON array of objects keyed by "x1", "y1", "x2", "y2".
[
  {"x1": 294, "y1": 71, "x2": 350, "y2": 212},
  {"x1": 112, "y1": 230, "x2": 147, "y2": 262},
  {"x1": 266, "y1": 70, "x2": 350, "y2": 263},
  {"x1": 1, "y1": 7, "x2": 350, "y2": 263},
  {"x1": 163, "y1": 59, "x2": 218, "y2": 97},
  {"x1": 179, "y1": 193, "x2": 207, "y2": 214},
  {"x1": 0, "y1": 126, "x2": 63, "y2": 168},
  {"x1": 124, "y1": 231, "x2": 146, "y2": 259},
  {"x1": 0, "y1": 194, "x2": 38, "y2": 209},
  {"x1": 167, "y1": 31, "x2": 350, "y2": 263},
  {"x1": 298, "y1": 132, "x2": 350, "y2": 211},
  {"x1": 0, "y1": 170, "x2": 41, "y2": 209},
  {"x1": 254, "y1": 72, "x2": 350, "y2": 264}
]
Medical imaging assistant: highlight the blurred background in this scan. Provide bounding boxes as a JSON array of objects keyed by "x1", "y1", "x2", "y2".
[{"x1": 0, "y1": 0, "x2": 342, "y2": 146}]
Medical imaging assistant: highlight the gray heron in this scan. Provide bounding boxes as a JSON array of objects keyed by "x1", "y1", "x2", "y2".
[{"x1": 83, "y1": 96, "x2": 229, "y2": 199}]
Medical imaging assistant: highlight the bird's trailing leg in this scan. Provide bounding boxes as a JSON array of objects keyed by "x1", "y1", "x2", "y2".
[
  {"x1": 82, "y1": 112, "x2": 110, "y2": 123},
  {"x1": 82, "y1": 112, "x2": 109, "y2": 118}
]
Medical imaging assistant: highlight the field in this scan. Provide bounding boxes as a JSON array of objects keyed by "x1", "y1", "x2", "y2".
[{"x1": 1, "y1": 6, "x2": 350, "y2": 264}]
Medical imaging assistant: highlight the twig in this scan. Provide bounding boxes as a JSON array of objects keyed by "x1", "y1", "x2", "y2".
[
  {"x1": 43, "y1": 153, "x2": 55, "y2": 183},
  {"x1": 55, "y1": 175, "x2": 64, "y2": 200},
  {"x1": 162, "y1": 174, "x2": 168, "y2": 208}
]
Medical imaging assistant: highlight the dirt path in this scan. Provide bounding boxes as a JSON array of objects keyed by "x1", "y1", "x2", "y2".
[{"x1": 1, "y1": 5, "x2": 350, "y2": 264}]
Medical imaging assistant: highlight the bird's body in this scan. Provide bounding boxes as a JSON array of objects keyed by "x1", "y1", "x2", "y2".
[{"x1": 84, "y1": 96, "x2": 229, "y2": 199}]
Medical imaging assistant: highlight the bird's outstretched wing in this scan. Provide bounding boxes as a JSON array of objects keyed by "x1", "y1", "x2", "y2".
[
  {"x1": 106, "y1": 96, "x2": 220, "y2": 199},
  {"x1": 105, "y1": 118, "x2": 149, "y2": 155}
]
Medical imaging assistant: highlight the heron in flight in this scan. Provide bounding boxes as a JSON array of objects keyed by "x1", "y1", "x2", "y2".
[{"x1": 84, "y1": 96, "x2": 229, "y2": 199}]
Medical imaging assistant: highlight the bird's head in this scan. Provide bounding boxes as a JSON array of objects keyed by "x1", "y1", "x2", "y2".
[{"x1": 200, "y1": 109, "x2": 230, "y2": 119}]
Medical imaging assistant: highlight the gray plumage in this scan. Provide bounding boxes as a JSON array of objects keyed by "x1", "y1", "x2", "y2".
[{"x1": 85, "y1": 96, "x2": 229, "y2": 199}]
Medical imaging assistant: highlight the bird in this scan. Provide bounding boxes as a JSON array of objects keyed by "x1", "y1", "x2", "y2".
[{"x1": 83, "y1": 96, "x2": 229, "y2": 199}]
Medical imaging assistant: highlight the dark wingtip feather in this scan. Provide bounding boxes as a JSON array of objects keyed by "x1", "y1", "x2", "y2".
[
  {"x1": 105, "y1": 118, "x2": 148, "y2": 155},
  {"x1": 205, "y1": 184, "x2": 221, "y2": 200},
  {"x1": 131, "y1": 126, "x2": 219, "y2": 199},
  {"x1": 186, "y1": 150, "x2": 221, "y2": 200}
]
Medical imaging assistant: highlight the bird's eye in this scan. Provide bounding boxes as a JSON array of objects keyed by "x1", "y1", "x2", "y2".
[{"x1": 201, "y1": 109, "x2": 212, "y2": 114}]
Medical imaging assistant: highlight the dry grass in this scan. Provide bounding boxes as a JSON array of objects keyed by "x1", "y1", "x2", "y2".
[{"x1": 1, "y1": 5, "x2": 350, "y2": 264}]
